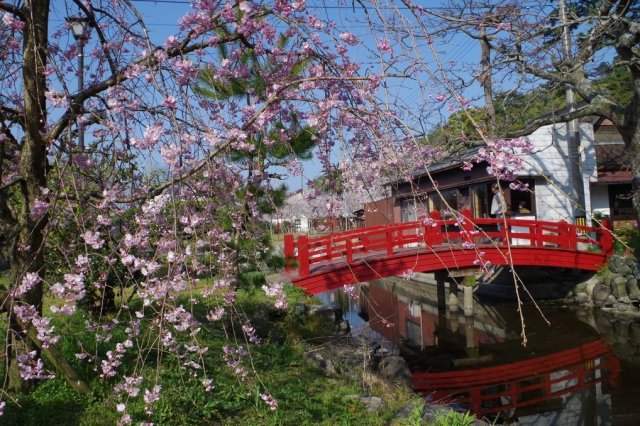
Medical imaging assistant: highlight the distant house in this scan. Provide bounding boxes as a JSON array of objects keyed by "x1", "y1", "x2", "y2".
[
  {"x1": 271, "y1": 190, "x2": 311, "y2": 234},
  {"x1": 272, "y1": 189, "x2": 365, "y2": 235},
  {"x1": 365, "y1": 120, "x2": 633, "y2": 229}
]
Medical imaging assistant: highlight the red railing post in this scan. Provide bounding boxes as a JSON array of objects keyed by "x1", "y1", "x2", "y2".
[
  {"x1": 433, "y1": 220, "x2": 443, "y2": 245},
  {"x1": 559, "y1": 221, "x2": 578, "y2": 250},
  {"x1": 557, "y1": 221, "x2": 569, "y2": 249},
  {"x1": 284, "y1": 234, "x2": 295, "y2": 271},
  {"x1": 386, "y1": 229, "x2": 394, "y2": 256},
  {"x1": 461, "y1": 209, "x2": 474, "y2": 245},
  {"x1": 297, "y1": 235, "x2": 310, "y2": 277},
  {"x1": 346, "y1": 238, "x2": 353, "y2": 263},
  {"x1": 423, "y1": 223, "x2": 432, "y2": 247},
  {"x1": 600, "y1": 228, "x2": 614, "y2": 256},
  {"x1": 567, "y1": 221, "x2": 577, "y2": 249},
  {"x1": 470, "y1": 388, "x2": 483, "y2": 419}
]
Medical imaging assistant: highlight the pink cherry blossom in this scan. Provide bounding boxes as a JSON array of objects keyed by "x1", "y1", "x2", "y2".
[
  {"x1": 261, "y1": 392, "x2": 278, "y2": 411},
  {"x1": 339, "y1": 32, "x2": 359, "y2": 46},
  {"x1": 82, "y1": 231, "x2": 105, "y2": 250}
]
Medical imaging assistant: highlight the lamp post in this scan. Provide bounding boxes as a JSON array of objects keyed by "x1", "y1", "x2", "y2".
[{"x1": 67, "y1": 16, "x2": 90, "y2": 151}]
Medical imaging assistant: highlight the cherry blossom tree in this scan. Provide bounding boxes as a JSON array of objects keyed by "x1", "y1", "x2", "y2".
[{"x1": 0, "y1": 0, "x2": 414, "y2": 416}]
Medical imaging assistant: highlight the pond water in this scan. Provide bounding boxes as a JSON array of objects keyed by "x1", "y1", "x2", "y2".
[{"x1": 317, "y1": 278, "x2": 640, "y2": 425}]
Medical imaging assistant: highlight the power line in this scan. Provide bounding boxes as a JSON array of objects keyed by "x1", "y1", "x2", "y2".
[
  {"x1": 129, "y1": 0, "x2": 411, "y2": 8},
  {"x1": 128, "y1": 0, "x2": 502, "y2": 11}
]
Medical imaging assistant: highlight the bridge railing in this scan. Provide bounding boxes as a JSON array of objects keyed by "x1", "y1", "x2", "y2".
[{"x1": 284, "y1": 216, "x2": 614, "y2": 277}]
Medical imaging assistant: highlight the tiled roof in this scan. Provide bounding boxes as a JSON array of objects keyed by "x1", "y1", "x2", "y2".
[
  {"x1": 385, "y1": 130, "x2": 632, "y2": 186},
  {"x1": 595, "y1": 143, "x2": 631, "y2": 171},
  {"x1": 384, "y1": 146, "x2": 482, "y2": 186},
  {"x1": 595, "y1": 143, "x2": 631, "y2": 183}
]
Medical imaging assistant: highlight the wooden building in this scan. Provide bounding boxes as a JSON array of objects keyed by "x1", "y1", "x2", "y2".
[{"x1": 365, "y1": 122, "x2": 634, "y2": 229}]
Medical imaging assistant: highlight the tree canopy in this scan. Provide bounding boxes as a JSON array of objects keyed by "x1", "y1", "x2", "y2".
[{"x1": 428, "y1": 65, "x2": 634, "y2": 149}]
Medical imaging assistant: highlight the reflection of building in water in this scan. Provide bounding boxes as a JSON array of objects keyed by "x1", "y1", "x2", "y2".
[
  {"x1": 361, "y1": 278, "x2": 620, "y2": 424},
  {"x1": 364, "y1": 277, "x2": 511, "y2": 353}
]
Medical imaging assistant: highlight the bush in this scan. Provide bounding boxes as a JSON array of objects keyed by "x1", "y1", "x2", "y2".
[
  {"x1": 614, "y1": 226, "x2": 640, "y2": 258},
  {"x1": 239, "y1": 271, "x2": 267, "y2": 288},
  {"x1": 266, "y1": 253, "x2": 285, "y2": 270}
]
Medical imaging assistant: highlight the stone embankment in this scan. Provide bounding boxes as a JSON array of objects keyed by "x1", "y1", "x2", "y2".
[
  {"x1": 299, "y1": 306, "x2": 482, "y2": 423},
  {"x1": 301, "y1": 306, "x2": 413, "y2": 390},
  {"x1": 571, "y1": 255, "x2": 640, "y2": 312}
]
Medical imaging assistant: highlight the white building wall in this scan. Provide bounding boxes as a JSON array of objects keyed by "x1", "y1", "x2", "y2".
[{"x1": 517, "y1": 123, "x2": 596, "y2": 223}]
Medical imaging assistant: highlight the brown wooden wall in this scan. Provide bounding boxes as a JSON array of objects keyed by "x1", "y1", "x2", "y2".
[{"x1": 364, "y1": 198, "x2": 398, "y2": 226}]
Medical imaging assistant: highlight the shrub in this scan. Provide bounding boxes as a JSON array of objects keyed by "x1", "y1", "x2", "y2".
[
  {"x1": 614, "y1": 226, "x2": 640, "y2": 258},
  {"x1": 239, "y1": 271, "x2": 267, "y2": 288}
]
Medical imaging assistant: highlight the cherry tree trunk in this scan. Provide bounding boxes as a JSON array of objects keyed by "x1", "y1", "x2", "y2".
[{"x1": 4, "y1": 0, "x2": 91, "y2": 395}]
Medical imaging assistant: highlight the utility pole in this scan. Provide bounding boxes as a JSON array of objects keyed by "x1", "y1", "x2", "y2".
[{"x1": 559, "y1": 0, "x2": 586, "y2": 220}]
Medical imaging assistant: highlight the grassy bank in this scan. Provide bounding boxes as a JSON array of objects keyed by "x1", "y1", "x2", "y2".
[{"x1": 1, "y1": 283, "x2": 432, "y2": 425}]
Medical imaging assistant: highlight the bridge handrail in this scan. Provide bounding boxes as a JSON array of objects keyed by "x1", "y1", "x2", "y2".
[{"x1": 284, "y1": 217, "x2": 614, "y2": 277}]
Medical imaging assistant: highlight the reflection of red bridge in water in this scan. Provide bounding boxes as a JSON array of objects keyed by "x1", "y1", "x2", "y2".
[
  {"x1": 412, "y1": 339, "x2": 620, "y2": 418},
  {"x1": 285, "y1": 216, "x2": 614, "y2": 294}
]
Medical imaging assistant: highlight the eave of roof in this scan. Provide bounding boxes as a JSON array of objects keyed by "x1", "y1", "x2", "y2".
[
  {"x1": 597, "y1": 170, "x2": 632, "y2": 183},
  {"x1": 595, "y1": 144, "x2": 631, "y2": 171},
  {"x1": 384, "y1": 146, "x2": 482, "y2": 186}
]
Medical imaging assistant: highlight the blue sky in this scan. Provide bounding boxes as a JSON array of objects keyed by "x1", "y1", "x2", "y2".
[{"x1": 126, "y1": 0, "x2": 484, "y2": 191}]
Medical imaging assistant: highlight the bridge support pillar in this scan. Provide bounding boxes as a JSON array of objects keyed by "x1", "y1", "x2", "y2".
[
  {"x1": 465, "y1": 320, "x2": 476, "y2": 350},
  {"x1": 463, "y1": 285, "x2": 474, "y2": 317},
  {"x1": 435, "y1": 271, "x2": 447, "y2": 312},
  {"x1": 448, "y1": 277, "x2": 460, "y2": 313},
  {"x1": 448, "y1": 292, "x2": 459, "y2": 313}
]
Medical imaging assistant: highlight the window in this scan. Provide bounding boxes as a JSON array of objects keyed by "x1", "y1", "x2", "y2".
[
  {"x1": 471, "y1": 184, "x2": 487, "y2": 218},
  {"x1": 401, "y1": 197, "x2": 428, "y2": 222},
  {"x1": 439, "y1": 189, "x2": 458, "y2": 218},
  {"x1": 609, "y1": 184, "x2": 634, "y2": 219},
  {"x1": 401, "y1": 199, "x2": 416, "y2": 222},
  {"x1": 504, "y1": 179, "x2": 535, "y2": 216}
]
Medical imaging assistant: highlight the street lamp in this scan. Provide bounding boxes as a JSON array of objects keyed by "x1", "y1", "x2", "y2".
[{"x1": 67, "y1": 16, "x2": 91, "y2": 151}]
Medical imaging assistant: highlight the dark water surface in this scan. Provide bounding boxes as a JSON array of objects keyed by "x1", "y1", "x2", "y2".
[{"x1": 318, "y1": 278, "x2": 640, "y2": 425}]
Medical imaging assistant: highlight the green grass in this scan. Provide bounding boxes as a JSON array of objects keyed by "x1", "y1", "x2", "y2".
[
  {"x1": 1, "y1": 282, "x2": 425, "y2": 425},
  {"x1": 432, "y1": 410, "x2": 475, "y2": 426},
  {"x1": 0, "y1": 272, "x2": 10, "y2": 287}
]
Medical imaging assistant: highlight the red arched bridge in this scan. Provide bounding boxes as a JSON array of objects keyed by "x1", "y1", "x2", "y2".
[{"x1": 284, "y1": 216, "x2": 614, "y2": 295}]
